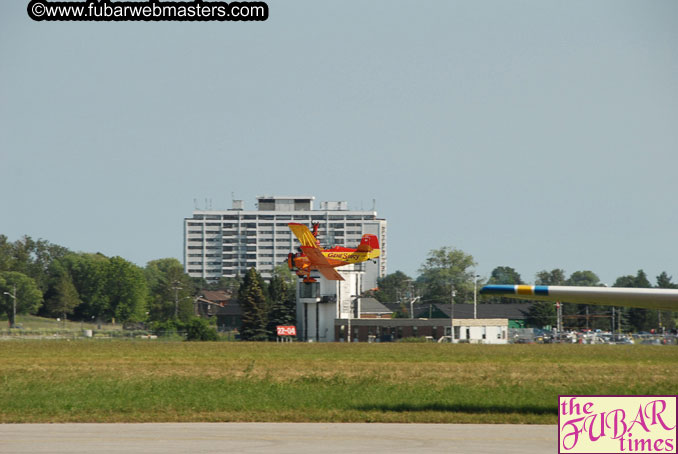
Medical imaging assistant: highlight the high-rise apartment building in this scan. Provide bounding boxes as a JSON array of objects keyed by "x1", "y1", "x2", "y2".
[{"x1": 184, "y1": 196, "x2": 387, "y2": 289}]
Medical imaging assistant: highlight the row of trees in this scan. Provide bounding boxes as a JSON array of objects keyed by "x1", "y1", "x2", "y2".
[
  {"x1": 2, "y1": 234, "x2": 675, "y2": 335},
  {"x1": 371, "y1": 247, "x2": 678, "y2": 332},
  {"x1": 0, "y1": 235, "x2": 197, "y2": 327},
  {"x1": 0, "y1": 234, "x2": 296, "y2": 340}
]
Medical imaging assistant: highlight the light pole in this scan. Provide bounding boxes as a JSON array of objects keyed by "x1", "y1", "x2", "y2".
[
  {"x1": 3, "y1": 284, "x2": 17, "y2": 328},
  {"x1": 347, "y1": 298, "x2": 352, "y2": 343},
  {"x1": 409, "y1": 296, "x2": 420, "y2": 320},
  {"x1": 473, "y1": 274, "x2": 480, "y2": 319},
  {"x1": 405, "y1": 279, "x2": 415, "y2": 319}
]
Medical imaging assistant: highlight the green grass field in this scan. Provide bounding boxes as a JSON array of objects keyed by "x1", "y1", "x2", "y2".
[
  {"x1": 1, "y1": 314, "x2": 122, "y2": 332},
  {"x1": 0, "y1": 341, "x2": 675, "y2": 424}
]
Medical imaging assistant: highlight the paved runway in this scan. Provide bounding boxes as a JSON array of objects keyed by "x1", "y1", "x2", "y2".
[{"x1": 1, "y1": 423, "x2": 556, "y2": 453}]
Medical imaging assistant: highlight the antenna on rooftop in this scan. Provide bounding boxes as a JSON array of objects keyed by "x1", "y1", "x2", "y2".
[{"x1": 194, "y1": 198, "x2": 199, "y2": 210}]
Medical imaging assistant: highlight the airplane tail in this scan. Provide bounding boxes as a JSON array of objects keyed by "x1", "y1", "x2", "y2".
[{"x1": 356, "y1": 234, "x2": 380, "y2": 259}]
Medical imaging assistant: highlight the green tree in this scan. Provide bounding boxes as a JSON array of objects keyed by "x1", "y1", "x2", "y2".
[
  {"x1": 104, "y1": 257, "x2": 148, "y2": 323},
  {"x1": 656, "y1": 272, "x2": 677, "y2": 289},
  {"x1": 535, "y1": 269, "x2": 567, "y2": 286},
  {"x1": 185, "y1": 318, "x2": 218, "y2": 341},
  {"x1": 150, "y1": 319, "x2": 184, "y2": 338},
  {"x1": 489, "y1": 266, "x2": 524, "y2": 285},
  {"x1": 613, "y1": 270, "x2": 651, "y2": 289},
  {"x1": 0, "y1": 271, "x2": 43, "y2": 327},
  {"x1": 29, "y1": 238, "x2": 71, "y2": 292},
  {"x1": 564, "y1": 270, "x2": 603, "y2": 330},
  {"x1": 6, "y1": 236, "x2": 35, "y2": 277},
  {"x1": 374, "y1": 271, "x2": 414, "y2": 303},
  {"x1": 613, "y1": 270, "x2": 654, "y2": 332},
  {"x1": 239, "y1": 268, "x2": 269, "y2": 341},
  {"x1": 198, "y1": 275, "x2": 244, "y2": 293},
  {"x1": 417, "y1": 247, "x2": 476, "y2": 305},
  {"x1": 526, "y1": 301, "x2": 556, "y2": 329},
  {"x1": 44, "y1": 268, "x2": 82, "y2": 320},
  {"x1": 267, "y1": 271, "x2": 296, "y2": 338},
  {"x1": 534, "y1": 269, "x2": 567, "y2": 328},
  {"x1": 62, "y1": 253, "x2": 110, "y2": 322},
  {"x1": 214, "y1": 276, "x2": 243, "y2": 293},
  {"x1": 145, "y1": 258, "x2": 194, "y2": 322},
  {"x1": 272, "y1": 264, "x2": 296, "y2": 289},
  {"x1": 0, "y1": 236, "x2": 70, "y2": 293},
  {"x1": 566, "y1": 271, "x2": 600, "y2": 287},
  {"x1": 655, "y1": 272, "x2": 678, "y2": 331},
  {"x1": 0, "y1": 235, "x2": 12, "y2": 272}
]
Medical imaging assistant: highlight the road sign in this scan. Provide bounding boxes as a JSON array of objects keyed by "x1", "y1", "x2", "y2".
[{"x1": 276, "y1": 325, "x2": 296, "y2": 336}]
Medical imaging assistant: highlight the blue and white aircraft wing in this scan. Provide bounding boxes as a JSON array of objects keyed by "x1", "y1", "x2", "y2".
[{"x1": 480, "y1": 285, "x2": 678, "y2": 311}]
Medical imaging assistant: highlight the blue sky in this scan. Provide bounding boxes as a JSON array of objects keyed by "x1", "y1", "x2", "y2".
[{"x1": 1, "y1": 1, "x2": 676, "y2": 285}]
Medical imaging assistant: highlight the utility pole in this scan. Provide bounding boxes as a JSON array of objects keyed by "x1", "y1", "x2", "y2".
[
  {"x1": 404, "y1": 279, "x2": 417, "y2": 319},
  {"x1": 3, "y1": 284, "x2": 17, "y2": 328},
  {"x1": 450, "y1": 286, "x2": 456, "y2": 343},
  {"x1": 409, "y1": 296, "x2": 420, "y2": 320},
  {"x1": 618, "y1": 308, "x2": 622, "y2": 336},
  {"x1": 473, "y1": 274, "x2": 480, "y2": 319},
  {"x1": 556, "y1": 302, "x2": 562, "y2": 340},
  {"x1": 611, "y1": 307, "x2": 615, "y2": 337}
]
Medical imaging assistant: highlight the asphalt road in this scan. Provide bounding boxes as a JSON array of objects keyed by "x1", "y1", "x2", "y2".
[{"x1": 0, "y1": 423, "x2": 556, "y2": 454}]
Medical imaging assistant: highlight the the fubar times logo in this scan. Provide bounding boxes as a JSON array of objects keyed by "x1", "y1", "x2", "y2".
[{"x1": 559, "y1": 395, "x2": 677, "y2": 453}]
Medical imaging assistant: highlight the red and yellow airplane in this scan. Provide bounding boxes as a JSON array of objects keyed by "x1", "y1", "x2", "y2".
[{"x1": 287, "y1": 223, "x2": 380, "y2": 283}]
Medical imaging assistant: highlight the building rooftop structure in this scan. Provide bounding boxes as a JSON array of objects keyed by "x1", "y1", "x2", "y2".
[
  {"x1": 255, "y1": 196, "x2": 315, "y2": 212},
  {"x1": 359, "y1": 297, "x2": 393, "y2": 318},
  {"x1": 412, "y1": 303, "x2": 532, "y2": 320}
]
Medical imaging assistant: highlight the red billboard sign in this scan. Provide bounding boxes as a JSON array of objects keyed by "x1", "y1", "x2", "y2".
[{"x1": 276, "y1": 325, "x2": 297, "y2": 336}]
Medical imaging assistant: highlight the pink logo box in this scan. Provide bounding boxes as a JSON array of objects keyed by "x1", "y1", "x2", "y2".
[{"x1": 559, "y1": 395, "x2": 677, "y2": 454}]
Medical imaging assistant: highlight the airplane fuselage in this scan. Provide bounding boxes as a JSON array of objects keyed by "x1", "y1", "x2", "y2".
[{"x1": 291, "y1": 248, "x2": 372, "y2": 269}]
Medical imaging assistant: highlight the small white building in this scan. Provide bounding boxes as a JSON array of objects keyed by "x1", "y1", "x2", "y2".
[
  {"x1": 296, "y1": 265, "x2": 363, "y2": 342},
  {"x1": 445, "y1": 319, "x2": 509, "y2": 344},
  {"x1": 296, "y1": 267, "x2": 509, "y2": 344}
]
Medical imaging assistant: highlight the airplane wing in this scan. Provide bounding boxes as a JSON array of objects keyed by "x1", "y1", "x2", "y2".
[
  {"x1": 316, "y1": 266, "x2": 344, "y2": 281},
  {"x1": 480, "y1": 285, "x2": 678, "y2": 311},
  {"x1": 288, "y1": 223, "x2": 319, "y2": 247},
  {"x1": 301, "y1": 246, "x2": 344, "y2": 281}
]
